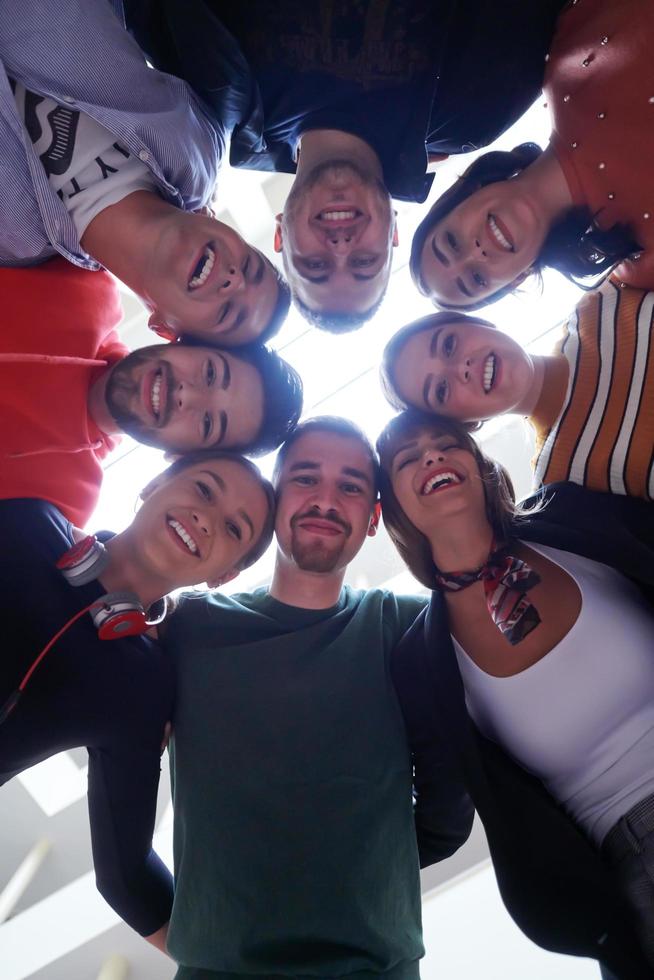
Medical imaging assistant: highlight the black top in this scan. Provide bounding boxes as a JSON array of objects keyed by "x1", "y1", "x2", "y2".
[
  {"x1": 125, "y1": 0, "x2": 568, "y2": 202},
  {"x1": 0, "y1": 498, "x2": 174, "y2": 936},
  {"x1": 392, "y1": 484, "x2": 654, "y2": 980}
]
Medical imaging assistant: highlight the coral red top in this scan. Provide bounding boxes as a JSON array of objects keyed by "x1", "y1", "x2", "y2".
[
  {"x1": 0, "y1": 258, "x2": 126, "y2": 526},
  {"x1": 545, "y1": 0, "x2": 654, "y2": 287}
]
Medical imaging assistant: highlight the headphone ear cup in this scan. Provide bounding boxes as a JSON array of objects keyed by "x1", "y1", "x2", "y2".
[
  {"x1": 57, "y1": 536, "x2": 110, "y2": 586},
  {"x1": 58, "y1": 542, "x2": 165, "y2": 640},
  {"x1": 90, "y1": 591, "x2": 148, "y2": 640}
]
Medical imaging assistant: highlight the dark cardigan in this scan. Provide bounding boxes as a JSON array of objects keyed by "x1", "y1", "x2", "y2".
[{"x1": 392, "y1": 483, "x2": 654, "y2": 980}]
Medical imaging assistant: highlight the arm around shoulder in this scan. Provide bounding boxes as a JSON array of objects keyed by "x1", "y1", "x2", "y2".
[
  {"x1": 145, "y1": 921, "x2": 170, "y2": 956},
  {"x1": 392, "y1": 611, "x2": 474, "y2": 868}
]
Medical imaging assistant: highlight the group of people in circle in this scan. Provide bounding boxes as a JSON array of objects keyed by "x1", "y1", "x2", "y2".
[{"x1": 1, "y1": 1, "x2": 653, "y2": 979}]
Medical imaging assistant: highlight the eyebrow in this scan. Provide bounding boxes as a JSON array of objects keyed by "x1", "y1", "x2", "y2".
[
  {"x1": 456, "y1": 277, "x2": 472, "y2": 298},
  {"x1": 295, "y1": 266, "x2": 330, "y2": 285},
  {"x1": 239, "y1": 509, "x2": 255, "y2": 540},
  {"x1": 253, "y1": 251, "x2": 265, "y2": 285},
  {"x1": 217, "y1": 301, "x2": 231, "y2": 325},
  {"x1": 429, "y1": 328, "x2": 443, "y2": 357},
  {"x1": 394, "y1": 439, "x2": 418, "y2": 457},
  {"x1": 211, "y1": 410, "x2": 227, "y2": 446},
  {"x1": 221, "y1": 310, "x2": 247, "y2": 336},
  {"x1": 216, "y1": 353, "x2": 231, "y2": 389},
  {"x1": 422, "y1": 374, "x2": 434, "y2": 409},
  {"x1": 288, "y1": 460, "x2": 320, "y2": 472},
  {"x1": 341, "y1": 466, "x2": 371, "y2": 484},
  {"x1": 199, "y1": 469, "x2": 226, "y2": 491},
  {"x1": 431, "y1": 237, "x2": 449, "y2": 267}
]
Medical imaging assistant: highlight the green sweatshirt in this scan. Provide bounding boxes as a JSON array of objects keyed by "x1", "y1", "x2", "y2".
[{"x1": 164, "y1": 586, "x2": 427, "y2": 979}]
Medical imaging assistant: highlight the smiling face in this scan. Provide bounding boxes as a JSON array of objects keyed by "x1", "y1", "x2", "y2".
[
  {"x1": 390, "y1": 317, "x2": 534, "y2": 422},
  {"x1": 388, "y1": 425, "x2": 486, "y2": 538},
  {"x1": 138, "y1": 212, "x2": 281, "y2": 346},
  {"x1": 276, "y1": 161, "x2": 397, "y2": 315},
  {"x1": 133, "y1": 458, "x2": 270, "y2": 589},
  {"x1": 274, "y1": 429, "x2": 377, "y2": 574},
  {"x1": 416, "y1": 181, "x2": 547, "y2": 306},
  {"x1": 104, "y1": 343, "x2": 264, "y2": 452}
]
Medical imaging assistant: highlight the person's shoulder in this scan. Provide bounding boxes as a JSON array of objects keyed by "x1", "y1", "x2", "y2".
[
  {"x1": 518, "y1": 482, "x2": 654, "y2": 557},
  {"x1": 162, "y1": 586, "x2": 270, "y2": 654},
  {"x1": 0, "y1": 499, "x2": 74, "y2": 584},
  {"x1": 386, "y1": 590, "x2": 429, "y2": 636},
  {"x1": 175, "y1": 589, "x2": 265, "y2": 613},
  {"x1": 349, "y1": 586, "x2": 428, "y2": 630},
  {"x1": 0, "y1": 498, "x2": 71, "y2": 551},
  {"x1": 172, "y1": 585, "x2": 265, "y2": 617},
  {"x1": 574, "y1": 278, "x2": 653, "y2": 331}
]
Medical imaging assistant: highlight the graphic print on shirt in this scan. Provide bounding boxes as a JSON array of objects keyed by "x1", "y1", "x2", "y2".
[
  {"x1": 23, "y1": 89, "x2": 80, "y2": 177},
  {"x1": 217, "y1": 0, "x2": 436, "y2": 87},
  {"x1": 10, "y1": 78, "x2": 153, "y2": 237}
]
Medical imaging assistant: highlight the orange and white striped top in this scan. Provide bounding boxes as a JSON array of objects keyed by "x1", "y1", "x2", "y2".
[{"x1": 532, "y1": 281, "x2": 654, "y2": 500}]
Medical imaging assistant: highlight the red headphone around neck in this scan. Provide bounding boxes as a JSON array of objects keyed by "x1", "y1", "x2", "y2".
[
  {"x1": 0, "y1": 536, "x2": 167, "y2": 725},
  {"x1": 57, "y1": 535, "x2": 167, "y2": 640}
]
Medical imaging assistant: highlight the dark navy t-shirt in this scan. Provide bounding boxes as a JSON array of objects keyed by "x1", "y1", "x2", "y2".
[{"x1": 212, "y1": 0, "x2": 568, "y2": 200}]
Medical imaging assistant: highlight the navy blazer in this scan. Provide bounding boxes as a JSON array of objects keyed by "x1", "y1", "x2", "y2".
[
  {"x1": 392, "y1": 484, "x2": 654, "y2": 980},
  {"x1": 124, "y1": 0, "x2": 568, "y2": 202}
]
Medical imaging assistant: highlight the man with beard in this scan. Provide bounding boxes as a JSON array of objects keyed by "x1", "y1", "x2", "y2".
[
  {"x1": 0, "y1": 0, "x2": 290, "y2": 347},
  {"x1": 161, "y1": 416, "x2": 473, "y2": 978},
  {"x1": 0, "y1": 260, "x2": 302, "y2": 527},
  {"x1": 126, "y1": 0, "x2": 568, "y2": 332}
]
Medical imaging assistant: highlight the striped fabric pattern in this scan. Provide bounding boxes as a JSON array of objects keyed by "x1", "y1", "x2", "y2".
[
  {"x1": 0, "y1": 0, "x2": 222, "y2": 269},
  {"x1": 533, "y1": 282, "x2": 654, "y2": 501}
]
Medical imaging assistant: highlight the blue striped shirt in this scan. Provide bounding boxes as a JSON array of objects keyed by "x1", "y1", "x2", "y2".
[{"x1": 0, "y1": 0, "x2": 224, "y2": 270}]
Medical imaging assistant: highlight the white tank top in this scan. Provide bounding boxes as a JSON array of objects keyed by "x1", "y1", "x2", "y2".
[{"x1": 453, "y1": 542, "x2": 654, "y2": 845}]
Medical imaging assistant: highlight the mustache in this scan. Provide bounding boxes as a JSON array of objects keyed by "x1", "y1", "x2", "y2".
[
  {"x1": 106, "y1": 357, "x2": 174, "y2": 430},
  {"x1": 291, "y1": 508, "x2": 352, "y2": 536},
  {"x1": 157, "y1": 361, "x2": 175, "y2": 428}
]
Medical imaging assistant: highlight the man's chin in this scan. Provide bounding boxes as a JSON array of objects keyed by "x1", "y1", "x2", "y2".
[
  {"x1": 108, "y1": 408, "x2": 162, "y2": 449},
  {"x1": 291, "y1": 539, "x2": 345, "y2": 574}
]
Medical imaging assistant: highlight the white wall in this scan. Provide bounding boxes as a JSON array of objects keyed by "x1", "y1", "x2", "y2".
[{"x1": 421, "y1": 861, "x2": 600, "y2": 980}]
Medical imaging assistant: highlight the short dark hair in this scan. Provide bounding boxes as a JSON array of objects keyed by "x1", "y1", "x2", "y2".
[
  {"x1": 292, "y1": 291, "x2": 386, "y2": 334},
  {"x1": 376, "y1": 410, "x2": 520, "y2": 589},
  {"x1": 237, "y1": 344, "x2": 303, "y2": 455},
  {"x1": 161, "y1": 449, "x2": 275, "y2": 570},
  {"x1": 380, "y1": 311, "x2": 491, "y2": 427},
  {"x1": 258, "y1": 260, "x2": 291, "y2": 344},
  {"x1": 410, "y1": 143, "x2": 642, "y2": 309},
  {"x1": 272, "y1": 415, "x2": 380, "y2": 496}
]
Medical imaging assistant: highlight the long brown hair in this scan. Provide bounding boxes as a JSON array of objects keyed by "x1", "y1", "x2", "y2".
[{"x1": 376, "y1": 410, "x2": 520, "y2": 589}]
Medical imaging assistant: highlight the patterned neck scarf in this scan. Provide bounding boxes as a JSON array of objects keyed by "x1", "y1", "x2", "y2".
[{"x1": 434, "y1": 542, "x2": 541, "y2": 646}]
